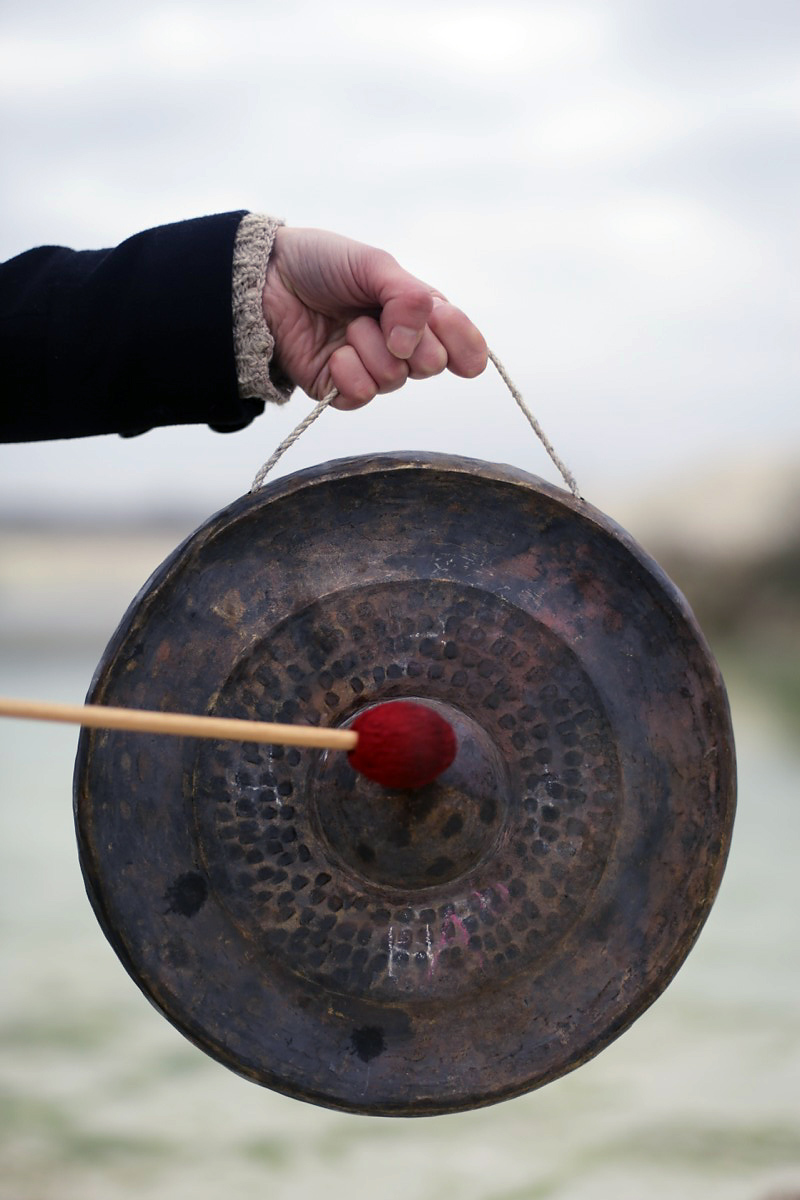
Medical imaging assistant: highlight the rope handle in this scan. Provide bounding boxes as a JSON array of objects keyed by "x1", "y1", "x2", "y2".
[{"x1": 250, "y1": 351, "x2": 581, "y2": 498}]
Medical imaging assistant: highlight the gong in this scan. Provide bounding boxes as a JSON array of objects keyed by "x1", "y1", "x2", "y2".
[{"x1": 74, "y1": 452, "x2": 736, "y2": 1116}]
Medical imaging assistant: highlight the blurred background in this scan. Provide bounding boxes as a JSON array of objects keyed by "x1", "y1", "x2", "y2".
[{"x1": 1, "y1": 1, "x2": 798, "y2": 1198}]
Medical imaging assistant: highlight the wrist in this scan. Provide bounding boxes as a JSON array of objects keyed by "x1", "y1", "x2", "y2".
[{"x1": 232, "y1": 213, "x2": 294, "y2": 406}]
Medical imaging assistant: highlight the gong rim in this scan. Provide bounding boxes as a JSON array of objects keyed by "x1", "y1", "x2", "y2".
[{"x1": 74, "y1": 452, "x2": 736, "y2": 1116}]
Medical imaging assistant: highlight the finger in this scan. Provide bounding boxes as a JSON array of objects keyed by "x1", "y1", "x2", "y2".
[
  {"x1": 327, "y1": 344, "x2": 378, "y2": 410},
  {"x1": 406, "y1": 326, "x2": 448, "y2": 381},
  {"x1": 350, "y1": 246, "x2": 435, "y2": 360},
  {"x1": 428, "y1": 298, "x2": 488, "y2": 378},
  {"x1": 382, "y1": 291, "x2": 434, "y2": 360},
  {"x1": 346, "y1": 316, "x2": 409, "y2": 394}
]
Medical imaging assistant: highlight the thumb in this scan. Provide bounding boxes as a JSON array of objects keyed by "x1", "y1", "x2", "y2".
[{"x1": 354, "y1": 247, "x2": 436, "y2": 360}]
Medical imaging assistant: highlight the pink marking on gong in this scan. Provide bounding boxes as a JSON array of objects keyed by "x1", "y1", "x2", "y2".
[{"x1": 446, "y1": 913, "x2": 471, "y2": 948}]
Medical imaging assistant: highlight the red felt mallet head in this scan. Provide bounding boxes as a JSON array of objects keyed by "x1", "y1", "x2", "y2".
[{"x1": 347, "y1": 700, "x2": 457, "y2": 790}]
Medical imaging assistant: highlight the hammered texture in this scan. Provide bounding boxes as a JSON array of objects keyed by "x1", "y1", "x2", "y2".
[
  {"x1": 194, "y1": 581, "x2": 620, "y2": 1001},
  {"x1": 74, "y1": 453, "x2": 736, "y2": 1115}
]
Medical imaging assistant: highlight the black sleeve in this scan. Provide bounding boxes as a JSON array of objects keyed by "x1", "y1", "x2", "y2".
[{"x1": 0, "y1": 211, "x2": 266, "y2": 442}]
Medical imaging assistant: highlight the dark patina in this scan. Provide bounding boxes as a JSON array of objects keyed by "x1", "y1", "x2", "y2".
[{"x1": 74, "y1": 452, "x2": 736, "y2": 1115}]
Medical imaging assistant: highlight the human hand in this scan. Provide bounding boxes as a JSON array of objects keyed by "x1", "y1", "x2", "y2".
[{"x1": 261, "y1": 227, "x2": 488, "y2": 410}]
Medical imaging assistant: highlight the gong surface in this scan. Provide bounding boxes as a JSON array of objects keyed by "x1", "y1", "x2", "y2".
[{"x1": 74, "y1": 453, "x2": 736, "y2": 1115}]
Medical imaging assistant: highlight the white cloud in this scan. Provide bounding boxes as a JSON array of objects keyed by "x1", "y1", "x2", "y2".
[
  {"x1": 0, "y1": 35, "x2": 122, "y2": 97},
  {"x1": 530, "y1": 92, "x2": 686, "y2": 162},
  {"x1": 597, "y1": 194, "x2": 766, "y2": 293},
  {"x1": 0, "y1": 0, "x2": 797, "y2": 511},
  {"x1": 137, "y1": 8, "x2": 226, "y2": 73},
  {"x1": 407, "y1": 4, "x2": 609, "y2": 77}
]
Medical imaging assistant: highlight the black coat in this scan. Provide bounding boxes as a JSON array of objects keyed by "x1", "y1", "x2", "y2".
[{"x1": 0, "y1": 211, "x2": 264, "y2": 442}]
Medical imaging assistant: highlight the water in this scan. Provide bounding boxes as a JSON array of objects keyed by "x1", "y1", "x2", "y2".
[{"x1": 1, "y1": 544, "x2": 798, "y2": 1200}]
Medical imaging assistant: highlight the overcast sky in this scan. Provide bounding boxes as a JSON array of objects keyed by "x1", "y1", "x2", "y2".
[{"x1": 1, "y1": 0, "x2": 798, "y2": 520}]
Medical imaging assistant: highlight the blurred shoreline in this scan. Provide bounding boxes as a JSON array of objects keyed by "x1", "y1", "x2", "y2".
[{"x1": 2, "y1": 453, "x2": 797, "y2": 723}]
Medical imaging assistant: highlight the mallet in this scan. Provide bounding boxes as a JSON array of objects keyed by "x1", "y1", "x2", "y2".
[{"x1": 0, "y1": 696, "x2": 457, "y2": 790}]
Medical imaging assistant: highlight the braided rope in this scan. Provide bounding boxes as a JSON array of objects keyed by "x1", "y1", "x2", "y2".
[
  {"x1": 249, "y1": 388, "x2": 337, "y2": 492},
  {"x1": 486, "y1": 350, "x2": 580, "y2": 498},
  {"x1": 250, "y1": 353, "x2": 580, "y2": 498}
]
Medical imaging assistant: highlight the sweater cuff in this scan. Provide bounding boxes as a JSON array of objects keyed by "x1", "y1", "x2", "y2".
[{"x1": 232, "y1": 213, "x2": 295, "y2": 406}]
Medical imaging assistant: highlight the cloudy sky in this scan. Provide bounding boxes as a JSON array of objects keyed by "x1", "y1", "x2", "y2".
[{"x1": 1, "y1": 0, "x2": 798, "y2": 519}]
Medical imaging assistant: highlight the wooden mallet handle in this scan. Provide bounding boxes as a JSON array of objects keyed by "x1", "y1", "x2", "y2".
[{"x1": 0, "y1": 696, "x2": 358, "y2": 751}]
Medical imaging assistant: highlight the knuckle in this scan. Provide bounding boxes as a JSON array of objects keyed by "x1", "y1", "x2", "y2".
[
  {"x1": 346, "y1": 314, "x2": 377, "y2": 344},
  {"x1": 350, "y1": 378, "x2": 376, "y2": 405},
  {"x1": 378, "y1": 370, "x2": 408, "y2": 395},
  {"x1": 464, "y1": 344, "x2": 489, "y2": 377},
  {"x1": 419, "y1": 344, "x2": 448, "y2": 377},
  {"x1": 385, "y1": 359, "x2": 410, "y2": 388}
]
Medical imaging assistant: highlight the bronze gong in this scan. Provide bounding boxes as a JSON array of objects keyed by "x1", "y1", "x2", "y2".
[{"x1": 74, "y1": 452, "x2": 736, "y2": 1116}]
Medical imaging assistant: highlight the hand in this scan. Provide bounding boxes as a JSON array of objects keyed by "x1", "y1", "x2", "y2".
[{"x1": 262, "y1": 227, "x2": 488, "y2": 410}]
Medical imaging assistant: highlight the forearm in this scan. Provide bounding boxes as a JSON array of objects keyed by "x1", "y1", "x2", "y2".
[
  {"x1": 1, "y1": 211, "x2": 487, "y2": 441},
  {"x1": 0, "y1": 211, "x2": 285, "y2": 443}
]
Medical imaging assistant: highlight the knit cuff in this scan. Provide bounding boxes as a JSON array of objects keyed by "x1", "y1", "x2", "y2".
[{"x1": 232, "y1": 213, "x2": 295, "y2": 406}]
